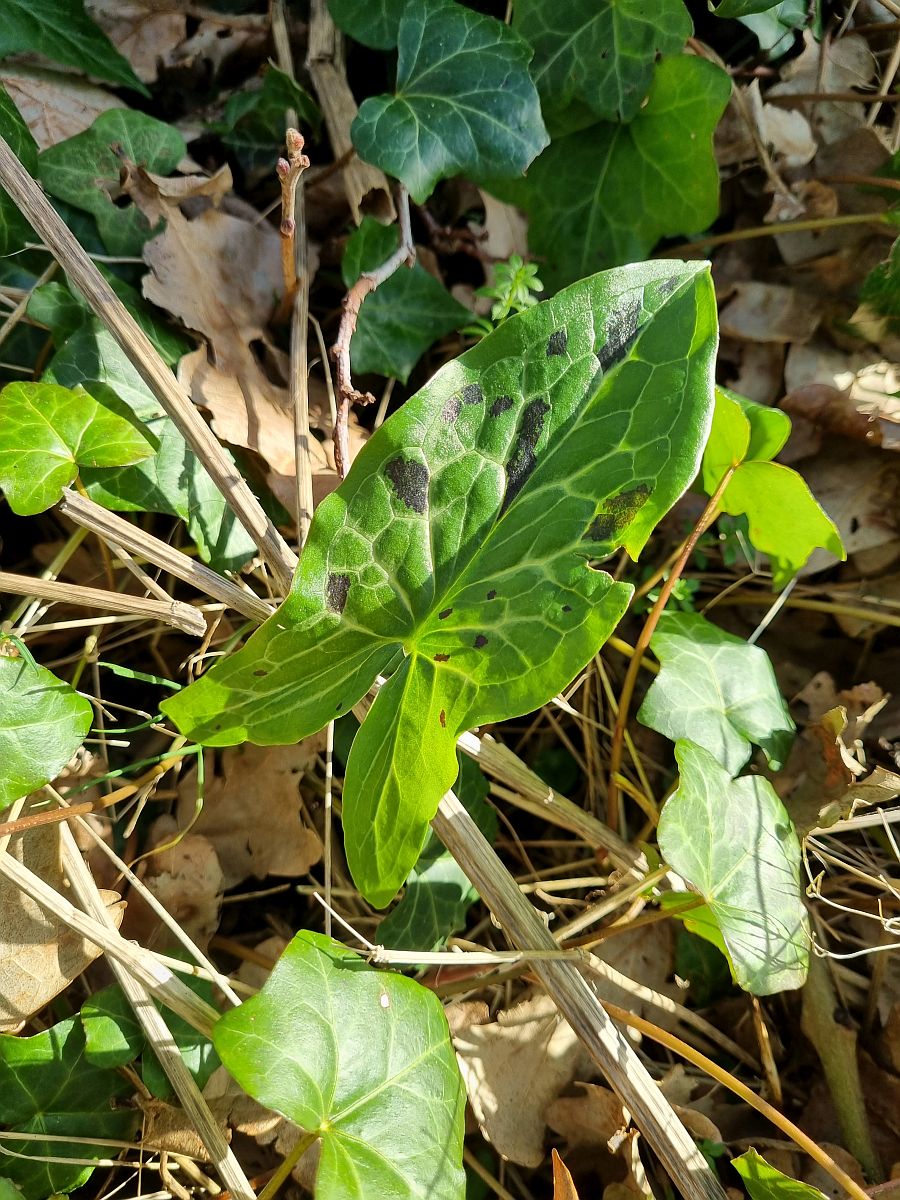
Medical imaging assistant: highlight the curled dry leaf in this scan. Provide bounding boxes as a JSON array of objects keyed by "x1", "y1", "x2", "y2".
[
  {"x1": 0, "y1": 818, "x2": 124, "y2": 1032},
  {"x1": 454, "y1": 992, "x2": 583, "y2": 1167},
  {"x1": 85, "y1": 0, "x2": 186, "y2": 84},
  {"x1": 176, "y1": 740, "x2": 324, "y2": 889},
  {"x1": 138, "y1": 819, "x2": 224, "y2": 951},
  {"x1": 746, "y1": 80, "x2": 816, "y2": 169},
  {"x1": 552, "y1": 1148, "x2": 580, "y2": 1200},
  {"x1": 0, "y1": 65, "x2": 124, "y2": 149},
  {"x1": 767, "y1": 32, "x2": 876, "y2": 145}
]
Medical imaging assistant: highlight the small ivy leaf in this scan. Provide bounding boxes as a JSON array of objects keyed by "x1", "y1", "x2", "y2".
[
  {"x1": 732, "y1": 1149, "x2": 828, "y2": 1200},
  {"x1": 638, "y1": 611, "x2": 795, "y2": 775},
  {"x1": 0, "y1": 84, "x2": 38, "y2": 258},
  {"x1": 0, "y1": 380, "x2": 155, "y2": 515},
  {"x1": 514, "y1": 0, "x2": 692, "y2": 126},
  {"x1": 351, "y1": 0, "x2": 549, "y2": 203},
  {"x1": 659, "y1": 741, "x2": 809, "y2": 994},
  {"x1": 213, "y1": 930, "x2": 466, "y2": 1200},
  {"x1": 163, "y1": 261, "x2": 718, "y2": 906},
  {"x1": 217, "y1": 65, "x2": 321, "y2": 175},
  {"x1": 489, "y1": 55, "x2": 731, "y2": 289},
  {"x1": 0, "y1": 654, "x2": 92, "y2": 809},
  {"x1": 701, "y1": 389, "x2": 844, "y2": 588},
  {"x1": 343, "y1": 217, "x2": 469, "y2": 383},
  {"x1": 327, "y1": 0, "x2": 404, "y2": 48},
  {"x1": 0, "y1": 0, "x2": 146, "y2": 94},
  {"x1": 38, "y1": 110, "x2": 185, "y2": 256},
  {"x1": 81, "y1": 985, "x2": 144, "y2": 1070},
  {"x1": 0, "y1": 1017, "x2": 138, "y2": 1199}
]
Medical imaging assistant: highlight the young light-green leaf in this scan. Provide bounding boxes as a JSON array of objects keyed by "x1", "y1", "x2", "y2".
[
  {"x1": 163, "y1": 261, "x2": 718, "y2": 906},
  {"x1": 514, "y1": 0, "x2": 692, "y2": 125},
  {"x1": 327, "y1": 0, "x2": 404, "y2": 48},
  {"x1": 0, "y1": 0, "x2": 145, "y2": 93},
  {"x1": 489, "y1": 55, "x2": 730, "y2": 289},
  {"x1": 38, "y1": 109, "x2": 185, "y2": 256},
  {"x1": 351, "y1": 0, "x2": 549, "y2": 202},
  {"x1": 700, "y1": 389, "x2": 844, "y2": 588},
  {"x1": 0, "y1": 380, "x2": 154, "y2": 514},
  {"x1": 0, "y1": 654, "x2": 92, "y2": 809},
  {"x1": 638, "y1": 611, "x2": 795, "y2": 775},
  {"x1": 343, "y1": 217, "x2": 468, "y2": 383},
  {"x1": 732, "y1": 1150, "x2": 828, "y2": 1200},
  {"x1": 213, "y1": 930, "x2": 466, "y2": 1200},
  {"x1": 0, "y1": 1017, "x2": 137, "y2": 1199},
  {"x1": 659, "y1": 741, "x2": 809, "y2": 994}
]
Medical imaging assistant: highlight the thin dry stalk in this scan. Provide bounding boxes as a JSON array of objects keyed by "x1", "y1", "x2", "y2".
[
  {"x1": 276, "y1": 131, "x2": 311, "y2": 310},
  {"x1": 0, "y1": 570, "x2": 206, "y2": 637},
  {"x1": 0, "y1": 134, "x2": 298, "y2": 594}
]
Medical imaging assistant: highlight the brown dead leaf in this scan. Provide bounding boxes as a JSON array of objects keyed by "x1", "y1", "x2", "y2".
[
  {"x1": 455, "y1": 992, "x2": 583, "y2": 1167},
  {"x1": 719, "y1": 282, "x2": 822, "y2": 344},
  {"x1": 746, "y1": 80, "x2": 816, "y2": 168},
  {"x1": 802, "y1": 1144, "x2": 867, "y2": 1198},
  {"x1": 0, "y1": 817, "x2": 124, "y2": 1031},
  {"x1": 85, "y1": 0, "x2": 186, "y2": 83},
  {"x1": 236, "y1": 935, "x2": 286, "y2": 992},
  {"x1": 138, "y1": 820, "x2": 224, "y2": 950},
  {"x1": 140, "y1": 1096, "x2": 230, "y2": 1157},
  {"x1": 0, "y1": 65, "x2": 124, "y2": 149},
  {"x1": 767, "y1": 32, "x2": 876, "y2": 144},
  {"x1": 176, "y1": 741, "x2": 323, "y2": 889},
  {"x1": 721, "y1": 340, "x2": 785, "y2": 406},
  {"x1": 546, "y1": 1083, "x2": 626, "y2": 1149},
  {"x1": 552, "y1": 1148, "x2": 581, "y2": 1200}
]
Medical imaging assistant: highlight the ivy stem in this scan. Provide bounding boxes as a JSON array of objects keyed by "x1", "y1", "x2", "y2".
[
  {"x1": 606, "y1": 468, "x2": 735, "y2": 830},
  {"x1": 662, "y1": 211, "x2": 892, "y2": 257},
  {"x1": 601, "y1": 1000, "x2": 872, "y2": 1200},
  {"x1": 256, "y1": 1130, "x2": 319, "y2": 1200}
]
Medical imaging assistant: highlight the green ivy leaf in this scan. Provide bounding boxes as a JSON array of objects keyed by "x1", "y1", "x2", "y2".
[
  {"x1": 343, "y1": 217, "x2": 469, "y2": 383},
  {"x1": 213, "y1": 930, "x2": 466, "y2": 1200},
  {"x1": 378, "y1": 756, "x2": 495, "y2": 952},
  {"x1": 218, "y1": 66, "x2": 320, "y2": 174},
  {"x1": 0, "y1": 381, "x2": 154, "y2": 515},
  {"x1": 352, "y1": 0, "x2": 549, "y2": 203},
  {"x1": 701, "y1": 389, "x2": 844, "y2": 588},
  {"x1": 0, "y1": 0, "x2": 145, "y2": 94},
  {"x1": 860, "y1": 236, "x2": 900, "y2": 327},
  {"x1": 737, "y1": 0, "x2": 808, "y2": 55},
  {"x1": 659, "y1": 741, "x2": 809, "y2": 994},
  {"x1": 0, "y1": 654, "x2": 92, "y2": 809},
  {"x1": 490, "y1": 55, "x2": 730, "y2": 289},
  {"x1": 0, "y1": 1017, "x2": 138, "y2": 1199},
  {"x1": 162, "y1": 261, "x2": 718, "y2": 906},
  {"x1": 38, "y1": 110, "x2": 185, "y2": 256},
  {"x1": 638, "y1": 611, "x2": 795, "y2": 775},
  {"x1": 732, "y1": 1150, "x2": 828, "y2": 1200},
  {"x1": 327, "y1": 0, "x2": 403, "y2": 48},
  {"x1": 0, "y1": 85, "x2": 38, "y2": 258},
  {"x1": 514, "y1": 0, "x2": 692, "y2": 125},
  {"x1": 712, "y1": 0, "x2": 788, "y2": 18}
]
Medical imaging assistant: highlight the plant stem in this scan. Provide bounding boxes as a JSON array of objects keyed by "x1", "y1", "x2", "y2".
[
  {"x1": 275, "y1": 129, "x2": 311, "y2": 318},
  {"x1": 662, "y1": 211, "x2": 891, "y2": 257},
  {"x1": 256, "y1": 1130, "x2": 319, "y2": 1200},
  {"x1": 606, "y1": 469, "x2": 734, "y2": 829}
]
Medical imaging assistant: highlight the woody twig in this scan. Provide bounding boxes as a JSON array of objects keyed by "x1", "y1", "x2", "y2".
[{"x1": 277, "y1": 128, "x2": 311, "y2": 314}]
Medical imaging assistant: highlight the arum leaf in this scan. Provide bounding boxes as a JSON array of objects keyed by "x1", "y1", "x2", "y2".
[
  {"x1": 700, "y1": 389, "x2": 844, "y2": 588},
  {"x1": 514, "y1": 0, "x2": 692, "y2": 125},
  {"x1": 732, "y1": 1149, "x2": 828, "y2": 1200},
  {"x1": 490, "y1": 55, "x2": 730, "y2": 289},
  {"x1": 0, "y1": 654, "x2": 92, "y2": 809},
  {"x1": 213, "y1": 930, "x2": 466, "y2": 1200},
  {"x1": 0, "y1": 380, "x2": 154, "y2": 514},
  {"x1": 0, "y1": 1017, "x2": 137, "y2": 1199},
  {"x1": 0, "y1": 85, "x2": 38, "y2": 257},
  {"x1": 327, "y1": 0, "x2": 403, "y2": 48},
  {"x1": 659, "y1": 741, "x2": 809, "y2": 994},
  {"x1": 0, "y1": 0, "x2": 145, "y2": 93},
  {"x1": 343, "y1": 217, "x2": 468, "y2": 383},
  {"x1": 352, "y1": 0, "x2": 549, "y2": 202},
  {"x1": 638, "y1": 611, "x2": 795, "y2": 775},
  {"x1": 38, "y1": 109, "x2": 184, "y2": 256},
  {"x1": 163, "y1": 261, "x2": 718, "y2": 906}
]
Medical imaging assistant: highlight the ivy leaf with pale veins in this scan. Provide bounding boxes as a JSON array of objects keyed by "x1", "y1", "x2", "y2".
[
  {"x1": 343, "y1": 217, "x2": 469, "y2": 383},
  {"x1": 0, "y1": 84, "x2": 38, "y2": 257},
  {"x1": 490, "y1": 55, "x2": 730, "y2": 289},
  {"x1": 163, "y1": 261, "x2": 718, "y2": 907},
  {"x1": 327, "y1": 0, "x2": 404, "y2": 48},
  {"x1": 0, "y1": 654, "x2": 92, "y2": 809},
  {"x1": 38, "y1": 109, "x2": 185, "y2": 256},
  {"x1": 659, "y1": 741, "x2": 810, "y2": 994},
  {"x1": 213, "y1": 931, "x2": 466, "y2": 1200},
  {"x1": 0, "y1": 0, "x2": 145, "y2": 94},
  {"x1": 514, "y1": 0, "x2": 692, "y2": 126},
  {"x1": 638, "y1": 611, "x2": 794, "y2": 775},
  {"x1": 352, "y1": 0, "x2": 549, "y2": 203},
  {"x1": 0, "y1": 381, "x2": 155, "y2": 515},
  {"x1": 732, "y1": 1150, "x2": 829, "y2": 1200}
]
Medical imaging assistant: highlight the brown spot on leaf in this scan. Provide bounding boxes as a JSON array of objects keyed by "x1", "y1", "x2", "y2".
[
  {"x1": 253, "y1": 669, "x2": 268, "y2": 677},
  {"x1": 474, "y1": 634, "x2": 488, "y2": 649},
  {"x1": 325, "y1": 573, "x2": 351, "y2": 614},
  {"x1": 487, "y1": 590, "x2": 496, "y2": 600},
  {"x1": 439, "y1": 607, "x2": 453, "y2": 620},
  {"x1": 385, "y1": 456, "x2": 429, "y2": 513},
  {"x1": 587, "y1": 484, "x2": 651, "y2": 542},
  {"x1": 439, "y1": 709, "x2": 446, "y2": 728},
  {"x1": 434, "y1": 653, "x2": 450, "y2": 662},
  {"x1": 502, "y1": 396, "x2": 550, "y2": 511},
  {"x1": 546, "y1": 329, "x2": 567, "y2": 356}
]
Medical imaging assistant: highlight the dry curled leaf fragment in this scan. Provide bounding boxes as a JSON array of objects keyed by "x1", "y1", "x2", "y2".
[
  {"x1": 552, "y1": 1148, "x2": 581, "y2": 1200},
  {"x1": 139, "y1": 821, "x2": 224, "y2": 951},
  {"x1": 0, "y1": 65, "x2": 125, "y2": 149}
]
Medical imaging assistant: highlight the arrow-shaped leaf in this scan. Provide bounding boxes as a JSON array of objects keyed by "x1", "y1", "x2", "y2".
[{"x1": 163, "y1": 261, "x2": 718, "y2": 905}]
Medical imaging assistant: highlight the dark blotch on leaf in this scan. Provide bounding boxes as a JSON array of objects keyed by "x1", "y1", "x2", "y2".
[
  {"x1": 462, "y1": 383, "x2": 483, "y2": 405},
  {"x1": 546, "y1": 329, "x2": 567, "y2": 356},
  {"x1": 502, "y1": 397, "x2": 550, "y2": 512},
  {"x1": 659, "y1": 275, "x2": 681, "y2": 297},
  {"x1": 253, "y1": 669, "x2": 268, "y2": 677},
  {"x1": 442, "y1": 396, "x2": 461, "y2": 423},
  {"x1": 487, "y1": 590, "x2": 496, "y2": 600},
  {"x1": 439, "y1": 709, "x2": 446, "y2": 728},
  {"x1": 434, "y1": 653, "x2": 450, "y2": 662},
  {"x1": 325, "y1": 572, "x2": 351, "y2": 614},
  {"x1": 562, "y1": 604, "x2": 572, "y2": 613},
  {"x1": 490, "y1": 395, "x2": 514, "y2": 417},
  {"x1": 598, "y1": 298, "x2": 642, "y2": 371},
  {"x1": 474, "y1": 635, "x2": 488, "y2": 649},
  {"x1": 587, "y1": 484, "x2": 651, "y2": 542},
  {"x1": 438, "y1": 607, "x2": 453, "y2": 620},
  {"x1": 385, "y1": 456, "x2": 429, "y2": 514}
]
